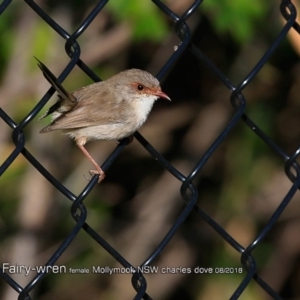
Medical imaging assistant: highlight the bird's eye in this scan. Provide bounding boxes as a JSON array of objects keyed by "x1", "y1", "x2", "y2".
[{"x1": 137, "y1": 84, "x2": 144, "y2": 91}]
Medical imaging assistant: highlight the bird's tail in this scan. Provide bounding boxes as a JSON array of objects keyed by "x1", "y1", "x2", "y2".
[{"x1": 35, "y1": 57, "x2": 77, "y2": 119}]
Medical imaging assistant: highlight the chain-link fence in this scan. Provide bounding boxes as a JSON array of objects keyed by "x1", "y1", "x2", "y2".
[{"x1": 1, "y1": 0, "x2": 300, "y2": 299}]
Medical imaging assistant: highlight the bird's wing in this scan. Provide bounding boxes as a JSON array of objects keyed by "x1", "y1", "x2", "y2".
[
  {"x1": 36, "y1": 58, "x2": 77, "y2": 104},
  {"x1": 40, "y1": 91, "x2": 131, "y2": 132}
]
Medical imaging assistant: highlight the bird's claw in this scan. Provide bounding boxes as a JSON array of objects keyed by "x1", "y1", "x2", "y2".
[
  {"x1": 83, "y1": 169, "x2": 105, "y2": 183},
  {"x1": 117, "y1": 135, "x2": 134, "y2": 145}
]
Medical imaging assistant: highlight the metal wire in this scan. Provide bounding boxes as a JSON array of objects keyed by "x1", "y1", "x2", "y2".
[{"x1": 0, "y1": 0, "x2": 300, "y2": 299}]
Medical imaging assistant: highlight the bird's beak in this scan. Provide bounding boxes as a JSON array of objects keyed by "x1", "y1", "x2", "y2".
[{"x1": 153, "y1": 89, "x2": 171, "y2": 101}]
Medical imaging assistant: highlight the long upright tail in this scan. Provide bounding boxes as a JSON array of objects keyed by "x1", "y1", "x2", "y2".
[{"x1": 36, "y1": 58, "x2": 77, "y2": 119}]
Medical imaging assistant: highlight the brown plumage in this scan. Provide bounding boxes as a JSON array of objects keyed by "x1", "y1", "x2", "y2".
[{"x1": 37, "y1": 59, "x2": 170, "y2": 182}]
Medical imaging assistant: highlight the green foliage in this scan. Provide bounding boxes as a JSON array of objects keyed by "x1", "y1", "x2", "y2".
[
  {"x1": 219, "y1": 102, "x2": 276, "y2": 214},
  {"x1": 106, "y1": 0, "x2": 168, "y2": 41},
  {"x1": 202, "y1": 0, "x2": 269, "y2": 43},
  {"x1": 31, "y1": 20, "x2": 56, "y2": 62},
  {"x1": 0, "y1": 9, "x2": 14, "y2": 76}
]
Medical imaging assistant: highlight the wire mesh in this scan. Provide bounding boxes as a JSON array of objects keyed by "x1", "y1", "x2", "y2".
[{"x1": 0, "y1": 0, "x2": 300, "y2": 299}]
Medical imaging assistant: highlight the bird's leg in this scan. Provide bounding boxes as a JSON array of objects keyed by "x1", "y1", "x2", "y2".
[
  {"x1": 126, "y1": 135, "x2": 134, "y2": 144},
  {"x1": 117, "y1": 135, "x2": 134, "y2": 145},
  {"x1": 76, "y1": 142, "x2": 105, "y2": 183}
]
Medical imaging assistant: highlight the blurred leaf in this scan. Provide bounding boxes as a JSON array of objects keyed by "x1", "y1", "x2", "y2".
[
  {"x1": 202, "y1": 0, "x2": 268, "y2": 43},
  {"x1": 0, "y1": 9, "x2": 14, "y2": 76},
  {"x1": 31, "y1": 20, "x2": 56, "y2": 61},
  {"x1": 106, "y1": 0, "x2": 168, "y2": 41}
]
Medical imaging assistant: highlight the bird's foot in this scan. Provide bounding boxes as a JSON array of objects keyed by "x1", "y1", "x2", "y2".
[
  {"x1": 117, "y1": 135, "x2": 134, "y2": 145},
  {"x1": 126, "y1": 135, "x2": 134, "y2": 144},
  {"x1": 83, "y1": 169, "x2": 105, "y2": 183}
]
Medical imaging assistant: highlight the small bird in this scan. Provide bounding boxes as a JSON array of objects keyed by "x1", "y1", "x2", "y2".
[{"x1": 37, "y1": 59, "x2": 170, "y2": 183}]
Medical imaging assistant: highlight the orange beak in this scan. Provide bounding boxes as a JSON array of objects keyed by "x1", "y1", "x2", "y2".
[{"x1": 153, "y1": 90, "x2": 171, "y2": 101}]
